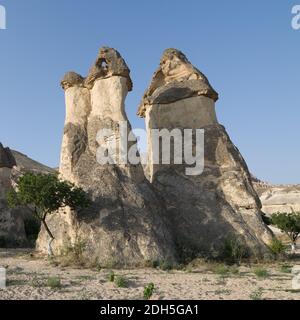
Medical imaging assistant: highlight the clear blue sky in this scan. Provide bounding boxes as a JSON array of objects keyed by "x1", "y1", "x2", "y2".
[{"x1": 0, "y1": 0, "x2": 299, "y2": 184}]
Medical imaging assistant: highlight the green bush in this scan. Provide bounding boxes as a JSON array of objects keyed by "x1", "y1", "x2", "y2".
[
  {"x1": 160, "y1": 261, "x2": 173, "y2": 271},
  {"x1": 46, "y1": 277, "x2": 61, "y2": 289},
  {"x1": 270, "y1": 212, "x2": 300, "y2": 254},
  {"x1": 114, "y1": 276, "x2": 127, "y2": 288},
  {"x1": 214, "y1": 264, "x2": 230, "y2": 276},
  {"x1": 59, "y1": 238, "x2": 86, "y2": 266},
  {"x1": 144, "y1": 260, "x2": 160, "y2": 268},
  {"x1": 280, "y1": 264, "x2": 292, "y2": 273},
  {"x1": 108, "y1": 271, "x2": 115, "y2": 282},
  {"x1": 221, "y1": 237, "x2": 248, "y2": 265},
  {"x1": 143, "y1": 283, "x2": 155, "y2": 300},
  {"x1": 253, "y1": 267, "x2": 269, "y2": 278},
  {"x1": 269, "y1": 238, "x2": 286, "y2": 256}
]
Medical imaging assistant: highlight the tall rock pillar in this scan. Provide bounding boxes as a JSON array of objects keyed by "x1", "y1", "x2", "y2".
[{"x1": 138, "y1": 48, "x2": 273, "y2": 259}]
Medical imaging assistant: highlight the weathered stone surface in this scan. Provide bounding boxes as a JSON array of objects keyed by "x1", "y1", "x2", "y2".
[
  {"x1": 36, "y1": 47, "x2": 175, "y2": 266},
  {"x1": 61, "y1": 72, "x2": 85, "y2": 90},
  {"x1": 59, "y1": 77, "x2": 90, "y2": 183},
  {"x1": 85, "y1": 47, "x2": 133, "y2": 91},
  {"x1": 139, "y1": 48, "x2": 273, "y2": 259},
  {"x1": 137, "y1": 48, "x2": 218, "y2": 117}
]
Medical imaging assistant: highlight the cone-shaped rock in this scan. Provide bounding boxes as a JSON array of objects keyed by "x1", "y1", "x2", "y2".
[{"x1": 138, "y1": 48, "x2": 273, "y2": 259}]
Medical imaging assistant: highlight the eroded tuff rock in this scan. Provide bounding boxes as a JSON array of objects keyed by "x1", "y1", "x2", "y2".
[
  {"x1": 36, "y1": 47, "x2": 175, "y2": 266},
  {"x1": 138, "y1": 49, "x2": 273, "y2": 259},
  {"x1": 137, "y1": 48, "x2": 218, "y2": 117}
]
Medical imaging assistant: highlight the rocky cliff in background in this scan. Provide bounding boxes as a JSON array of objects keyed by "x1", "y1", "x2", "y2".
[
  {"x1": 36, "y1": 47, "x2": 176, "y2": 266},
  {"x1": 252, "y1": 177, "x2": 300, "y2": 215},
  {"x1": 0, "y1": 143, "x2": 54, "y2": 246},
  {"x1": 138, "y1": 48, "x2": 273, "y2": 259}
]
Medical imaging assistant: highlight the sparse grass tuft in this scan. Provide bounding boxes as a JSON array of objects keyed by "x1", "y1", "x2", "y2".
[
  {"x1": 221, "y1": 237, "x2": 248, "y2": 265},
  {"x1": 143, "y1": 283, "x2": 155, "y2": 300},
  {"x1": 214, "y1": 264, "x2": 230, "y2": 276},
  {"x1": 114, "y1": 276, "x2": 127, "y2": 288},
  {"x1": 250, "y1": 288, "x2": 263, "y2": 300},
  {"x1": 269, "y1": 238, "x2": 286, "y2": 257},
  {"x1": 108, "y1": 271, "x2": 115, "y2": 282},
  {"x1": 58, "y1": 238, "x2": 87, "y2": 267},
  {"x1": 253, "y1": 267, "x2": 269, "y2": 278},
  {"x1": 46, "y1": 276, "x2": 61, "y2": 289},
  {"x1": 280, "y1": 264, "x2": 292, "y2": 273}
]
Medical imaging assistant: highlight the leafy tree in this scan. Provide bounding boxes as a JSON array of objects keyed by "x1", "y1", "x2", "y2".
[
  {"x1": 7, "y1": 173, "x2": 90, "y2": 255},
  {"x1": 270, "y1": 212, "x2": 300, "y2": 254}
]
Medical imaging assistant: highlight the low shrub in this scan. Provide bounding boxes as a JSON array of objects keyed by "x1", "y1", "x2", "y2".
[
  {"x1": 108, "y1": 271, "x2": 115, "y2": 282},
  {"x1": 46, "y1": 277, "x2": 61, "y2": 289},
  {"x1": 143, "y1": 283, "x2": 155, "y2": 300},
  {"x1": 221, "y1": 237, "x2": 248, "y2": 265},
  {"x1": 269, "y1": 238, "x2": 286, "y2": 256},
  {"x1": 253, "y1": 267, "x2": 269, "y2": 278},
  {"x1": 114, "y1": 276, "x2": 127, "y2": 288}
]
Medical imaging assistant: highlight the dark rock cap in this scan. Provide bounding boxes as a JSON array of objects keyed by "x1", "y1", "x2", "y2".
[
  {"x1": 85, "y1": 46, "x2": 133, "y2": 91},
  {"x1": 61, "y1": 72, "x2": 85, "y2": 90},
  {"x1": 137, "y1": 48, "x2": 218, "y2": 117}
]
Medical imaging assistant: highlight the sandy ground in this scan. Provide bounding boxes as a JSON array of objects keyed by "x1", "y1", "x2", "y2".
[{"x1": 0, "y1": 249, "x2": 300, "y2": 300}]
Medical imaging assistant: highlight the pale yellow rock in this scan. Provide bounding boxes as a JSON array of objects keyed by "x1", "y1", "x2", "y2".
[{"x1": 59, "y1": 85, "x2": 91, "y2": 183}]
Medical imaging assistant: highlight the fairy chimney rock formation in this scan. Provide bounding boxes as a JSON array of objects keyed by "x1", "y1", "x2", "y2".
[
  {"x1": 59, "y1": 72, "x2": 90, "y2": 182},
  {"x1": 138, "y1": 48, "x2": 273, "y2": 258},
  {"x1": 37, "y1": 47, "x2": 175, "y2": 266}
]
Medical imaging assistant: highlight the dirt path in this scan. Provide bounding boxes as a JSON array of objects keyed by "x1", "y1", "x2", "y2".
[{"x1": 0, "y1": 249, "x2": 299, "y2": 300}]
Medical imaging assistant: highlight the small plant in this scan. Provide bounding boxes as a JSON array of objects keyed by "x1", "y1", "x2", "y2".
[
  {"x1": 144, "y1": 260, "x2": 160, "y2": 268},
  {"x1": 143, "y1": 283, "x2": 155, "y2": 300},
  {"x1": 160, "y1": 261, "x2": 173, "y2": 271},
  {"x1": 108, "y1": 271, "x2": 115, "y2": 282},
  {"x1": 221, "y1": 237, "x2": 248, "y2": 265},
  {"x1": 269, "y1": 237, "x2": 286, "y2": 256},
  {"x1": 253, "y1": 267, "x2": 269, "y2": 278},
  {"x1": 229, "y1": 265, "x2": 239, "y2": 275},
  {"x1": 46, "y1": 276, "x2": 61, "y2": 289},
  {"x1": 280, "y1": 264, "x2": 292, "y2": 273},
  {"x1": 114, "y1": 275, "x2": 127, "y2": 288},
  {"x1": 250, "y1": 288, "x2": 263, "y2": 300},
  {"x1": 7, "y1": 172, "x2": 90, "y2": 255},
  {"x1": 59, "y1": 237, "x2": 87, "y2": 267},
  {"x1": 214, "y1": 264, "x2": 229, "y2": 276}
]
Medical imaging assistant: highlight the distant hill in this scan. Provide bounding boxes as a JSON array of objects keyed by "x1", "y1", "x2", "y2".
[
  {"x1": 11, "y1": 150, "x2": 55, "y2": 174},
  {"x1": 251, "y1": 175, "x2": 300, "y2": 215}
]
